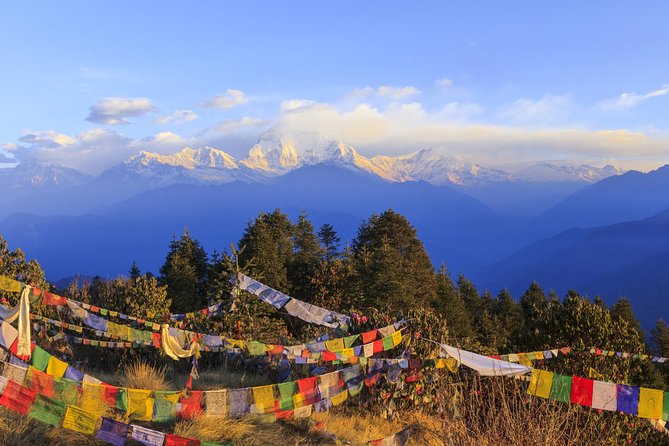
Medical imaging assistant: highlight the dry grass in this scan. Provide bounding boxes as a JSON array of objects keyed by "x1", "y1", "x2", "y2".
[
  {"x1": 119, "y1": 362, "x2": 170, "y2": 391},
  {"x1": 1, "y1": 363, "x2": 667, "y2": 446}
]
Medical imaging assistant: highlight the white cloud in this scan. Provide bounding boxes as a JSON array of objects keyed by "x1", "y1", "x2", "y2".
[
  {"x1": 204, "y1": 117, "x2": 269, "y2": 134},
  {"x1": 497, "y1": 95, "x2": 572, "y2": 125},
  {"x1": 280, "y1": 99, "x2": 316, "y2": 111},
  {"x1": 275, "y1": 100, "x2": 669, "y2": 168},
  {"x1": 598, "y1": 84, "x2": 669, "y2": 111},
  {"x1": 86, "y1": 97, "x2": 157, "y2": 125},
  {"x1": 436, "y1": 78, "x2": 454, "y2": 87},
  {"x1": 347, "y1": 85, "x2": 420, "y2": 101},
  {"x1": 154, "y1": 109, "x2": 199, "y2": 125},
  {"x1": 200, "y1": 89, "x2": 248, "y2": 109},
  {"x1": 18, "y1": 130, "x2": 76, "y2": 147}
]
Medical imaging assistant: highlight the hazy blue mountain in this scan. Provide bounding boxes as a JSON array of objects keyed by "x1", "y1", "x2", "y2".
[
  {"x1": 531, "y1": 165, "x2": 669, "y2": 238},
  {"x1": 476, "y1": 208, "x2": 669, "y2": 327},
  {"x1": 0, "y1": 164, "x2": 510, "y2": 281}
]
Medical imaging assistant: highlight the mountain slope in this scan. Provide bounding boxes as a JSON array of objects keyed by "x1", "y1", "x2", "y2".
[
  {"x1": 532, "y1": 165, "x2": 669, "y2": 237},
  {"x1": 476, "y1": 208, "x2": 669, "y2": 327},
  {"x1": 0, "y1": 164, "x2": 507, "y2": 281}
]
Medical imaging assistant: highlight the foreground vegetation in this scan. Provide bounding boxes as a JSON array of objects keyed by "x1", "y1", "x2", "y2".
[{"x1": 1, "y1": 208, "x2": 668, "y2": 444}]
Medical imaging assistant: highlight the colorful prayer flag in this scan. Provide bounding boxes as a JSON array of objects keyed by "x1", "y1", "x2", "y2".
[
  {"x1": 62, "y1": 405, "x2": 98, "y2": 435},
  {"x1": 617, "y1": 385, "x2": 639, "y2": 415},
  {"x1": 28, "y1": 394, "x2": 66, "y2": 426},
  {"x1": 96, "y1": 417, "x2": 130, "y2": 446},
  {"x1": 591, "y1": 381, "x2": 617, "y2": 412},
  {"x1": 570, "y1": 376, "x2": 594, "y2": 407},
  {"x1": 527, "y1": 369, "x2": 553, "y2": 399},
  {"x1": 638, "y1": 387, "x2": 664, "y2": 419}
]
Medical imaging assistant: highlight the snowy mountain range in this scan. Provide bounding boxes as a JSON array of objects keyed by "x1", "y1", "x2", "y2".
[
  {"x1": 86, "y1": 133, "x2": 624, "y2": 188},
  {"x1": 0, "y1": 133, "x2": 625, "y2": 209}
]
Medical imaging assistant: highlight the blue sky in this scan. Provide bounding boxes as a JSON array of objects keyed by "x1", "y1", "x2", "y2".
[{"x1": 1, "y1": 1, "x2": 668, "y2": 173}]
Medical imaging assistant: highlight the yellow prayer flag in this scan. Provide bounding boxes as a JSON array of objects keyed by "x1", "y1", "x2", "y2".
[
  {"x1": 588, "y1": 367, "x2": 604, "y2": 380},
  {"x1": 535, "y1": 351, "x2": 544, "y2": 360},
  {"x1": 130, "y1": 397, "x2": 154, "y2": 421},
  {"x1": 127, "y1": 389, "x2": 153, "y2": 418},
  {"x1": 45, "y1": 356, "x2": 68, "y2": 378},
  {"x1": 292, "y1": 392, "x2": 304, "y2": 408},
  {"x1": 78, "y1": 383, "x2": 108, "y2": 417},
  {"x1": 0, "y1": 276, "x2": 21, "y2": 293},
  {"x1": 107, "y1": 322, "x2": 131, "y2": 340},
  {"x1": 330, "y1": 389, "x2": 348, "y2": 406},
  {"x1": 527, "y1": 369, "x2": 553, "y2": 399},
  {"x1": 62, "y1": 406, "x2": 98, "y2": 435},
  {"x1": 638, "y1": 388, "x2": 664, "y2": 419},
  {"x1": 518, "y1": 354, "x2": 533, "y2": 367},
  {"x1": 391, "y1": 330, "x2": 402, "y2": 347},
  {"x1": 325, "y1": 338, "x2": 345, "y2": 352},
  {"x1": 340, "y1": 348, "x2": 355, "y2": 358},
  {"x1": 253, "y1": 385, "x2": 275, "y2": 414},
  {"x1": 109, "y1": 311, "x2": 118, "y2": 317}
]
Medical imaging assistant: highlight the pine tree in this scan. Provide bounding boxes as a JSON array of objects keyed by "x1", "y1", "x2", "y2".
[
  {"x1": 129, "y1": 261, "x2": 141, "y2": 280},
  {"x1": 611, "y1": 296, "x2": 644, "y2": 340},
  {"x1": 351, "y1": 210, "x2": 437, "y2": 310},
  {"x1": 318, "y1": 223, "x2": 341, "y2": 262},
  {"x1": 435, "y1": 264, "x2": 474, "y2": 340},
  {"x1": 159, "y1": 229, "x2": 209, "y2": 313},
  {"x1": 238, "y1": 210, "x2": 293, "y2": 291},
  {"x1": 288, "y1": 212, "x2": 323, "y2": 301},
  {"x1": 494, "y1": 289, "x2": 523, "y2": 350}
]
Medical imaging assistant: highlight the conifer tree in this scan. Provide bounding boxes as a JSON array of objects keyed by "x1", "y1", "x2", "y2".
[
  {"x1": 495, "y1": 288, "x2": 523, "y2": 349},
  {"x1": 288, "y1": 212, "x2": 323, "y2": 301},
  {"x1": 159, "y1": 229, "x2": 209, "y2": 312},
  {"x1": 318, "y1": 223, "x2": 341, "y2": 262},
  {"x1": 611, "y1": 296, "x2": 644, "y2": 340},
  {"x1": 351, "y1": 210, "x2": 437, "y2": 310},
  {"x1": 435, "y1": 264, "x2": 474, "y2": 340},
  {"x1": 238, "y1": 210, "x2": 293, "y2": 291},
  {"x1": 129, "y1": 261, "x2": 141, "y2": 280}
]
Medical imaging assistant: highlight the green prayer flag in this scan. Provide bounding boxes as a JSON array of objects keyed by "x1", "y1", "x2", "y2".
[
  {"x1": 30, "y1": 346, "x2": 51, "y2": 372},
  {"x1": 115, "y1": 388, "x2": 128, "y2": 412},
  {"x1": 29, "y1": 394, "x2": 67, "y2": 426},
  {"x1": 53, "y1": 377, "x2": 80, "y2": 406},
  {"x1": 549, "y1": 373, "x2": 571, "y2": 403},
  {"x1": 153, "y1": 391, "x2": 180, "y2": 422},
  {"x1": 247, "y1": 341, "x2": 267, "y2": 356},
  {"x1": 663, "y1": 392, "x2": 669, "y2": 422},
  {"x1": 277, "y1": 381, "x2": 297, "y2": 410},
  {"x1": 382, "y1": 336, "x2": 394, "y2": 351},
  {"x1": 343, "y1": 334, "x2": 360, "y2": 348},
  {"x1": 100, "y1": 308, "x2": 108, "y2": 316}
]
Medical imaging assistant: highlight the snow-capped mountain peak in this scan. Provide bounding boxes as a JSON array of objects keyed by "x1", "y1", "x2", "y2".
[
  {"x1": 127, "y1": 147, "x2": 238, "y2": 170},
  {"x1": 515, "y1": 162, "x2": 623, "y2": 183}
]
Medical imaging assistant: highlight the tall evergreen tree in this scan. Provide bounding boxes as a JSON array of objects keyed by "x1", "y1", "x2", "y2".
[
  {"x1": 159, "y1": 229, "x2": 209, "y2": 312},
  {"x1": 288, "y1": 212, "x2": 323, "y2": 301},
  {"x1": 494, "y1": 289, "x2": 523, "y2": 350},
  {"x1": 611, "y1": 297, "x2": 644, "y2": 340},
  {"x1": 238, "y1": 210, "x2": 293, "y2": 291},
  {"x1": 129, "y1": 261, "x2": 141, "y2": 280},
  {"x1": 435, "y1": 264, "x2": 474, "y2": 340},
  {"x1": 351, "y1": 210, "x2": 437, "y2": 310},
  {"x1": 318, "y1": 223, "x2": 341, "y2": 262}
]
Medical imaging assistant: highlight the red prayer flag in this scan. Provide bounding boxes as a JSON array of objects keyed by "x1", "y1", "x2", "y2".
[
  {"x1": 322, "y1": 351, "x2": 337, "y2": 362},
  {"x1": 0, "y1": 380, "x2": 37, "y2": 415},
  {"x1": 372, "y1": 340, "x2": 384, "y2": 354},
  {"x1": 152, "y1": 333, "x2": 162, "y2": 348},
  {"x1": 276, "y1": 408, "x2": 294, "y2": 419},
  {"x1": 10, "y1": 339, "x2": 35, "y2": 361},
  {"x1": 102, "y1": 384, "x2": 120, "y2": 407},
  {"x1": 42, "y1": 292, "x2": 66, "y2": 306},
  {"x1": 362, "y1": 329, "x2": 378, "y2": 344},
  {"x1": 179, "y1": 390, "x2": 203, "y2": 419},
  {"x1": 27, "y1": 369, "x2": 55, "y2": 397},
  {"x1": 297, "y1": 376, "x2": 319, "y2": 405},
  {"x1": 268, "y1": 345, "x2": 284, "y2": 355},
  {"x1": 570, "y1": 376, "x2": 594, "y2": 407},
  {"x1": 164, "y1": 434, "x2": 201, "y2": 446},
  {"x1": 364, "y1": 372, "x2": 381, "y2": 387}
]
